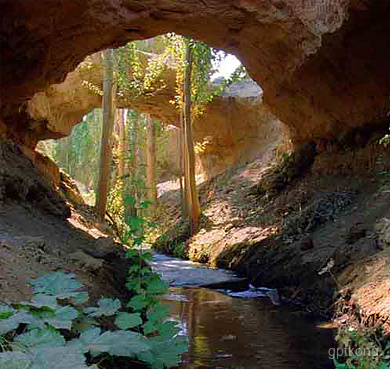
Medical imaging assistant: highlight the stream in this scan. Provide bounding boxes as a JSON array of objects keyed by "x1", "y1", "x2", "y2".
[{"x1": 150, "y1": 253, "x2": 335, "y2": 368}]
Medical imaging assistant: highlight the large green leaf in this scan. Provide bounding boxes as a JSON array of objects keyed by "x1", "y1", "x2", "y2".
[
  {"x1": 37, "y1": 306, "x2": 78, "y2": 330},
  {"x1": 157, "y1": 321, "x2": 180, "y2": 338},
  {"x1": 146, "y1": 279, "x2": 168, "y2": 295},
  {"x1": 142, "y1": 321, "x2": 158, "y2": 335},
  {"x1": 67, "y1": 328, "x2": 101, "y2": 355},
  {"x1": 84, "y1": 299, "x2": 121, "y2": 317},
  {"x1": 114, "y1": 312, "x2": 142, "y2": 330},
  {"x1": 0, "y1": 305, "x2": 14, "y2": 320},
  {"x1": 0, "y1": 347, "x2": 90, "y2": 369},
  {"x1": 68, "y1": 292, "x2": 89, "y2": 306},
  {"x1": 128, "y1": 216, "x2": 144, "y2": 232},
  {"x1": 14, "y1": 328, "x2": 65, "y2": 350},
  {"x1": 146, "y1": 304, "x2": 169, "y2": 323},
  {"x1": 0, "y1": 351, "x2": 32, "y2": 369},
  {"x1": 31, "y1": 347, "x2": 88, "y2": 369},
  {"x1": 29, "y1": 273, "x2": 82, "y2": 300},
  {"x1": 138, "y1": 335, "x2": 188, "y2": 369},
  {"x1": 125, "y1": 248, "x2": 139, "y2": 258},
  {"x1": 140, "y1": 252, "x2": 153, "y2": 261},
  {"x1": 0, "y1": 311, "x2": 39, "y2": 335},
  {"x1": 102, "y1": 331, "x2": 150, "y2": 357},
  {"x1": 125, "y1": 278, "x2": 143, "y2": 293},
  {"x1": 127, "y1": 295, "x2": 149, "y2": 311},
  {"x1": 21, "y1": 294, "x2": 59, "y2": 310},
  {"x1": 67, "y1": 328, "x2": 150, "y2": 357},
  {"x1": 71, "y1": 315, "x2": 99, "y2": 333}
]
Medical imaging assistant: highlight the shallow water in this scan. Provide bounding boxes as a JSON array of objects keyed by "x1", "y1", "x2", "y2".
[
  {"x1": 165, "y1": 288, "x2": 334, "y2": 369},
  {"x1": 150, "y1": 253, "x2": 334, "y2": 368}
]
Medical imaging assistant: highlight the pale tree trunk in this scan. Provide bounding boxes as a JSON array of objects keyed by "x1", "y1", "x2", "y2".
[
  {"x1": 180, "y1": 111, "x2": 189, "y2": 219},
  {"x1": 124, "y1": 110, "x2": 139, "y2": 219},
  {"x1": 184, "y1": 38, "x2": 201, "y2": 234},
  {"x1": 178, "y1": 116, "x2": 186, "y2": 218},
  {"x1": 132, "y1": 112, "x2": 139, "y2": 212},
  {"x1": 111, "y1": 112, "x2": 119, "y2": 188},
  {"x1": 133, "y1": 112, "x2": 139, "y2": 175},
  {"x1": 146, "y1": 114, "x2": 158, "y2": 214},
  {"x1": 96, "y1": 48, "x2": 116, "y2": 220},
  {"x1": 111, "y1": 108, "x2": 125, "y2": 188},
  {"x1": 118, "y1": 108, "x2": 126, "y2": 180}
]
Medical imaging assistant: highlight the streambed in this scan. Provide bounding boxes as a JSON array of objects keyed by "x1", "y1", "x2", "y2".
[{"x1": 150, "y1": 253, "x2": 334, "y2": 368}]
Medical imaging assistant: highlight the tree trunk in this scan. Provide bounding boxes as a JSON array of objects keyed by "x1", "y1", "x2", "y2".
[
  {"x1": 180, "y1": 111, "x2": 189, "y2": 219},
  {"x1": 118, "y1": 108, "x2": 126, "y2": 180},
  {"x1": 183, "y1": 38, "x2": 201, "y2": 234},
  {"x1": 95, "y1": 49, "x2": 116, "y2": 220},
  {"x1": 124, "y1": 109, "x2": 139, "y2": 220},
  {"x1": 178, "y1": 114, "x2": 187, "y2": 219},
  {"x1": 146, "y1": 114, "x2": 157, "y2": 214}
]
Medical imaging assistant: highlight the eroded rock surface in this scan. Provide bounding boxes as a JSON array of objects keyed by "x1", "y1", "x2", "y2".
[
  {"x1": 27, "y1": 52, "x2": 285, "y2": 178},
  {"x1": 0, "y1": 139, "x2": 131, "y2": 303},
  {"x1": 1, "y1": 1, "x2": 389, "y2": 146},
  {"x1": 0, "y1": 141, "x2": 70, "y2": 218}
]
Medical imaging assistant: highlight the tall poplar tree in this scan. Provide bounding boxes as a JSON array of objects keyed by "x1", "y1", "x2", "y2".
[
  {"x1": 95, "y1": 49, "x2": 116, "y2": 220},
  {"x1": 183, "y1": 37, "x2": 201, "y2": 234}
]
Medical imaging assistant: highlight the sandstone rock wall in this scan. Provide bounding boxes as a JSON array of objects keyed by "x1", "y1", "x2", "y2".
[
  {"x1": 194, "y1": 82, "x2": 286, "y2": 177},
  {"x1": 26, "y1": 53, "x2": 285, "y2": 179},
  {"x1": 26, "y1": 52, "x2": 178, "y2": 142},
  {"x1": 1, "y1": 1, "x2": 389, "y2": 148},
  {"x1": 0, "y1": 140, "x2": 70, "y2": 218}
]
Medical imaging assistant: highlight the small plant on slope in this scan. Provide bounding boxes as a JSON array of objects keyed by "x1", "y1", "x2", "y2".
[{"x1": 333, "y1": 326, "x2": 390, "y2": 369}]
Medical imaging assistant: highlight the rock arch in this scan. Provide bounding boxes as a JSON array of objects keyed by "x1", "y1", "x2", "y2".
[
  {"x1": 27, "y1": 52, "x2": 285, "y2": 178},
  {"x1": 1, "y1": 0, "x2": 390, "y2": 145}
]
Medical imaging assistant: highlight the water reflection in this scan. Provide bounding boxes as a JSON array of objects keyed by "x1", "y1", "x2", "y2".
[{"x1": 165, "y1": 288, "x2": 334, "y2": 369}]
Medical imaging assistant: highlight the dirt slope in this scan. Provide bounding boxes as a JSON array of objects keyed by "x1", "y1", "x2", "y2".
[
  {"x1": 0, "y1": 140, "x2": 130, "y2": 305},
  {"x1": 155, "y1": 139, "x2": 390, "y2": 327}
]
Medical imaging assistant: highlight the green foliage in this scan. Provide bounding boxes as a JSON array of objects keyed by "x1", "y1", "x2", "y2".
[
  {"x1": 84, "y1": 299, "x2": 121, "y2": 317},
  {"x1": 190, "y1": 39, "x2": 219, "y2": 105},
  {"x1": 67, "y1": 328, "x2": 149, "y2": 358},
  {"x1": 28, "y1": 272, "x2": 82, "y2": 299},
  {"x1": 153, "y1": 218, "x2": 191, "y2": 258},
  {"x1": 137, "y1": 333, "x2": 189, "y2": 369},
  {"x1": 330, "y1": 238, "x2": 390, "y2": 369},
  {"x1": 116, "y1": 40, "x2": 167, "y2": 100},
  {"x1": 106, "y1": 179, "x2": 126, "y2": 236},
  {"x1": 163, "y1": 33, "x2": 219, "y2": 117},
  {"x1": 0, "y1": 196, "x2": 187, "y2": 368},
  {"x1": 224, "y1": 64, "x2": 249, "y2": 85},
  {"x1": 121, "y1": 198, "x2": 190, "y2": 368},
  {"x1": 334, "y1": 326, "x2": 390, "y2": 369},
  {"x1": 0, "y1": 348, "x2": 92, "y2": 369},
  {"x1": 53, "y1": 109, "x2": 102, "y2": 194},
  {"x1": 14, "y1": 327, "x2": 66, "y2": 350},
  {"x1": 49, "y1": 35, "x2": 247, "y2": 212},
  {"x1": 114, "y1": 312, "x2": 142, "y2": 330},
  {"x1": 0, "y1": 267, "x2": 187, "y2": 368},
  {"x1": 173, "y1": 242, "x2": 188, "y2": 259},
  {"x1": 107, "y1": 111, "x2": 168, "y2": 241}
]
